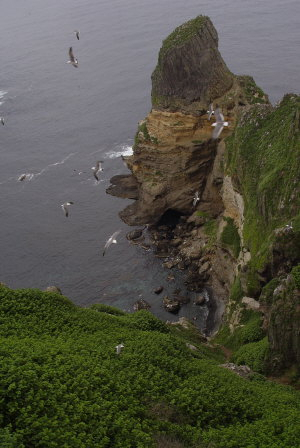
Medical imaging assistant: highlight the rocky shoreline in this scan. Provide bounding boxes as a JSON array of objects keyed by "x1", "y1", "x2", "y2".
[{"x1": 125, "y1": 221, "x2": 224, "y2": 336}]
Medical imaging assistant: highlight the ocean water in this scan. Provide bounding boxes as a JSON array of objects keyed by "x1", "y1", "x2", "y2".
[{"x1": 0, "y1": 0, "x2": 299, "y2": 324}]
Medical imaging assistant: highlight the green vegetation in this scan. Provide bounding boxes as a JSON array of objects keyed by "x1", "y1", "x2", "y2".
[
  {"x1": 226, "y1": 94, "x2": 300, "y2": 295},
  {"x1": 139, "y1": 122, "x2": 150, "y2": 141},
  {"x1": 1, "y1": 285, "x2": 300, "y2": 447},
  {"x1": 220, "y1": 217, "x2": 241, "y2": 258},
  {"x1": 202, "y1": 218, "x2": 218, "y2": 247},
  {"x1": 215, "y1": 309, "x2": 264, "y2": 353},
  {"x1": 134, "y1": 122, "x2": 158, "y2": 148},
  {"x1": 233, "y1": 337, "x2": 269, "y2": 373},
  {"x1": 195, "y1": 211, "x2": 209, "y2": 218},
  {"x1": 237, "y1": 75, "x2": 267, "y2": 104},
  {"x1": 291, "y1": 264, "x2": 300, "y2": 289},
  {"x1": 230, "y1": 276, "x2": 244, "y2": 305}
]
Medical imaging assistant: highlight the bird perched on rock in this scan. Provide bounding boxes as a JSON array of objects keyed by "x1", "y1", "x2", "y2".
[
  {"x1": 61, "y1": 201, "x2": 74, "y2": 217},
  {"x1": 193, "y1": 191, "x2": 200, "y2": 207},
  {"x1": 92, "y1": 161, "x2": 104, "y2": 181},
  {"x1": 67, "y1": 47, "x2": 78, "y2": 68},
  {"x1": 115, "y1": 343, "x2": 124, "y2": 355},
  {"x1": 211, "y1": 107, "x2": 229, "y2": 139},
  {"x1": 103, "y1": 230, "x2": 121, "y2": 256},
  {"x1": 74, "y1": 30, "x2": 80, "y2": 40},
  {"x1": 207, "y1": 103, "x2": 214, "y2": 120}
]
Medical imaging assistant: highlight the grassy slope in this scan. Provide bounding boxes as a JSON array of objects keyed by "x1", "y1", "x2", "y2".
[
  {"x1": 0, "y1": 286, "x2": 300, "y2": 447},
  {"x1": 215, "y1": 95, "x2": 300, "y2": 372},
  {"x1": 226, "y1": 94, "x2": 300, "y2": 293}
]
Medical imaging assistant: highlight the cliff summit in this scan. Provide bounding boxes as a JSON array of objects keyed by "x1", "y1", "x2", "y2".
[{"x1": 151, "y1": 15, "x2": 234, "y2": 112}]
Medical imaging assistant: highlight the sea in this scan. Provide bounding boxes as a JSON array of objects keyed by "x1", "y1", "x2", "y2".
[{"x1": 0, "y1": 0, "x2": 299, "y2": 327}]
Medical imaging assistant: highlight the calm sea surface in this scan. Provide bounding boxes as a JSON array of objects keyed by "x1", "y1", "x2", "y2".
[{"x1": 0, "y1": 0, "x2": 299, "y2": 324}]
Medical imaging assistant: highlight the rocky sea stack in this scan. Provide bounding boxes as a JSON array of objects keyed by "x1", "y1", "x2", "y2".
[
  {"x1": 108, "y1": 15, "x2": 267, "y2": 227},
  {"x1": 151, "y1": 16, "x2": 234, "y2": 111},
  {"x1": 108, "y1": 15, "x2": 300, "y2": 379}
]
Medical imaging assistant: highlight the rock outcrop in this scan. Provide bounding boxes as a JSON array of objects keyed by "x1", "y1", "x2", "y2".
[
  {"x1": 261, "y1": 273, "x2": 300, "y2": 374},
  {"x1": 109, "y1": 16, "x2": 266, "y2": 228},
  {"x1": 151, "y1": 16, "x2": 234, "y2": 112},
  {"x1": 107, "y1": 15, "x2": 300, "y2": 377}
]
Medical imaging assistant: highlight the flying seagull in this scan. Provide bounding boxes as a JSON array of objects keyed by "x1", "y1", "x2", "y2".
[
  {"x1": 115, "y1": 343, "x2": 124, "y2": 355},
  {"x1": 207, "y1": 103, "x2": 214, "y2": 120},
  {"x1": 67, "y1": 47, "x2": 78, "y2": 68},
  {"x1": 61, "y1": 201, "x2": 74, "y2": 217},
  {"x1": 74, "y1": 30, "x2": 80, "y2": 40},
  {"x1": 211, "y1": 107, "x2": 229, "y2": 139},
  {"x1": 193, "y1": 191, "x2": 200, "y2": 207},
  {"x1": 0, "y1": 117, "x2": 4, "y2": 125},
  {"x1": 103, "y1": 230, "x2": 121, "y2": 256},
  {"x1": 18, "y1": 173, "x2": 32, "y2": 181},
  {"x1": 92, "y1": 161, "x2": 104, "y2": 181}
]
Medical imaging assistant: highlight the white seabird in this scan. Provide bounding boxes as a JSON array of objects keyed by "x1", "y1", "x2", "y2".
[
  {"x1": 18, "y1": 173, "x2": 33, "y2": 181},
  {"x1": 115, "y1": 343, "x2": 124, "y2": 355},
  {"x1": 193, "y1": 191, "x2": 200, "y2": 207},
  {"x1": 0, "y1": 117, "x2": 4, "y2": 125},
  {"x1": 61, "y1": 201, "x2": 74, "y2": 217},
  {"x1": 207, "y1": 103, "x2": 214, "y2": 120},
  {"x1": 74, "y1": 30, "x2": 80, "y2": 40},
  {"x1": 67, "y1": 47, "x2": 78, "y2": 68},
  {"x1": 211, "y1": 107, "x2": 229, "y2": 139},
  {"x1": 103, "y1": 230, "x2": 121, "y2": 256},
  {"x1": 92, "y1": 161, "x2": 104, "y2": 181}
]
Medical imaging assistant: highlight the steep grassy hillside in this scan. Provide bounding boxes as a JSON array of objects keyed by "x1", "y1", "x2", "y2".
[
  {"x1": 0, "y1": 285, "x2": 300, "y2": 447},
  {"x1": 226, "y1": 94, "x2": 300, "y2": 294},
  {"x1": 218, "y1": 95, "x2": 300, "y2": 376}
]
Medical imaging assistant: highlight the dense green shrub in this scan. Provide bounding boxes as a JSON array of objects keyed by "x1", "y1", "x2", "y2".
[
  {"x1": 291, "y1": 264, "x2": 300, "y2": 289},
  {"x1": 125, "y1": 310, "x2": 170, "y2": 333},
  {"x1": 233, "y1": 337, "x2": 269, "y2": 373},
  {"x1": 238, "y1": 314, "x2": 264, "y2": 345},
  {"x1": 90, "y1": 303, "x2": 126, "y2": 316},
  {"x1": 0, "y1": 286, "x2": 300, "y2": 447},
  {"x1": 215, "y1": 312, "x2": 264, "y2": 352}
]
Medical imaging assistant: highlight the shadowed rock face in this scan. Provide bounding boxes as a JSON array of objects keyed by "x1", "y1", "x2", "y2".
[
  {"x1": 119, "y1": 139, "x2": 218, "y2": 225},
  {"x1": 151, "y1": 16, "x2": 234, "y2": 111},
  {"x1": 262, "y1": 275, "x2": 300, "y2": 374}
]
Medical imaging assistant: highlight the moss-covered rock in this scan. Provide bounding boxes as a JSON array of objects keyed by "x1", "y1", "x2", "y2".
[{"x1": 226, "y1": 94, "x2": 300, "y2": 290}]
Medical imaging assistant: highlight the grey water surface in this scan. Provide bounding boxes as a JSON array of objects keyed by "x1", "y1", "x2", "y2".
[{"x1": 0, "y1": 0, "x2": 299, "y2": 325}]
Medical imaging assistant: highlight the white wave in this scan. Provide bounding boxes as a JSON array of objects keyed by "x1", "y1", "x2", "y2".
[
  {"x1": 105, "y1": 144, "x2": 133, "y2": 159},
  {"x1": 0, "y1": 152, "x2": 77, "y2": 186},
  {"x1": 33, "y1": 152, "x2": 76, "y2": 178},
  {"x1": 0, "y1": 90, "x2": 7, "y2": 106}
]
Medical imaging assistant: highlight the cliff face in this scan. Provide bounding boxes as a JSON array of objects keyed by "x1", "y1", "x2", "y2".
[
  {"x1": 261, "y1": 273, "x2": 300, "y2": 374},
  {"x1": 151, "y1": 16, "x2": 234, "y2": 112},
  {"x1": 110, "y1": 16, "x2": 266, "y2": 227},
  {"x1": 107, "y1": 16, "x2": 300, "y2": 376},
  {"x1": 225, "y1": 95, "x2": 300, "y2": 373}
]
